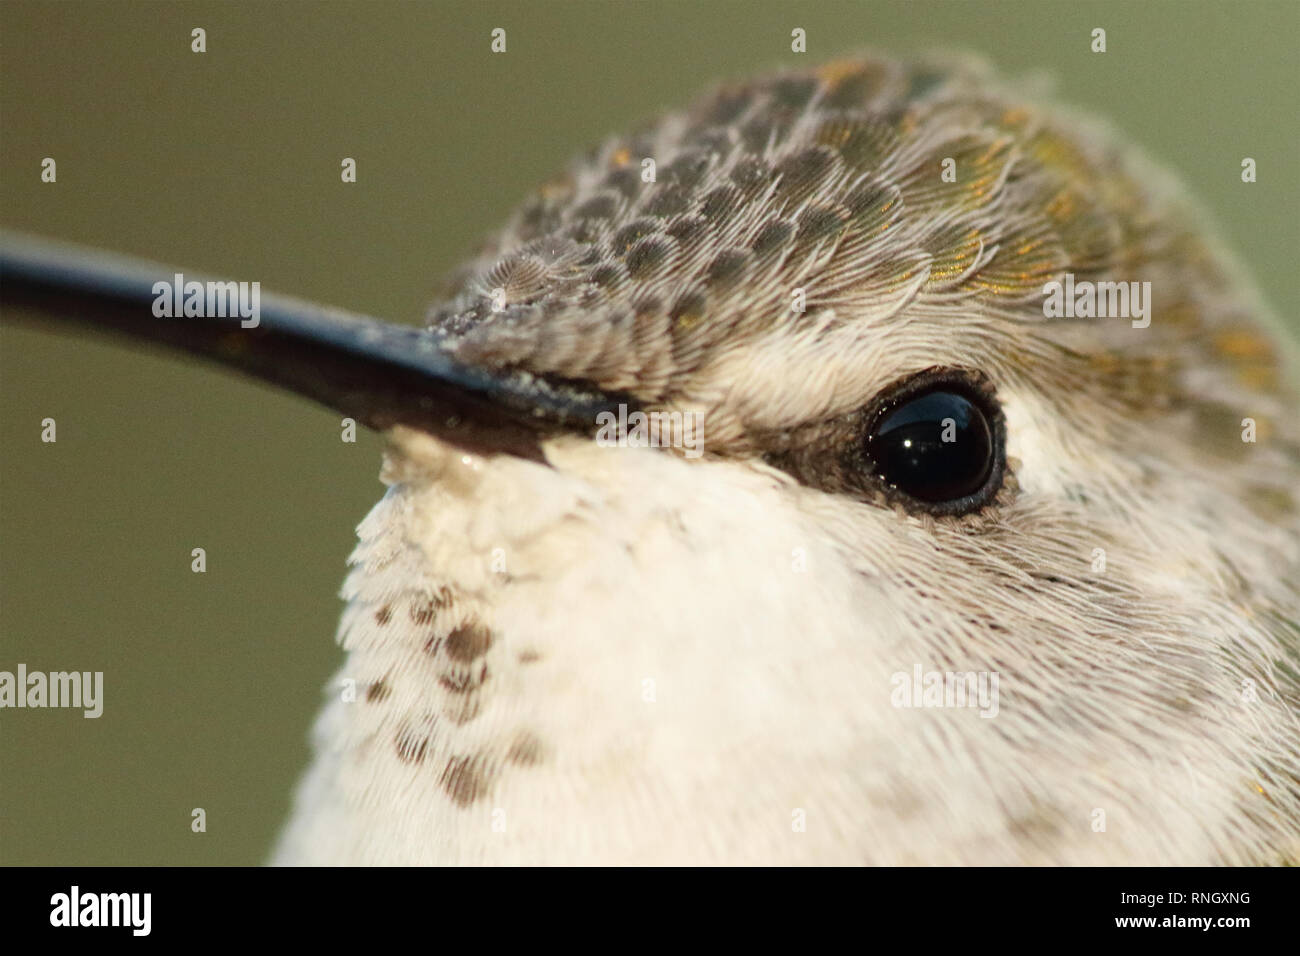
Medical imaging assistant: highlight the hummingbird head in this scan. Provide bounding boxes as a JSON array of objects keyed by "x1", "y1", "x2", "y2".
[
  {"x1": 7, "y1": 54, "x2": 1296, "y2": 864},
  {"x1": 329, "y1": 54, "x2": 1298, "y2": 865}
]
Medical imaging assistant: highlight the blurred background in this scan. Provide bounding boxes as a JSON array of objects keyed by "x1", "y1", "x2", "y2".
[{"x1": 2, "y1": 0, "x2": 1296, "y2": 864}]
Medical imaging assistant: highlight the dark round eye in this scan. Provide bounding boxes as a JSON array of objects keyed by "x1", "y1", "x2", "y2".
[{"x1": 864, "y1": 378, "x2": 1001, "y2": 512}]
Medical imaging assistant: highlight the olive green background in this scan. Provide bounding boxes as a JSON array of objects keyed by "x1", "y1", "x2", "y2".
[{"x1": 1, "y1": 0, "x2": 1296, "y2": 865}]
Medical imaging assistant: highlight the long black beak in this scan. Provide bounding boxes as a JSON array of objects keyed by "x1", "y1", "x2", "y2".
[{"x1": 0, "y1": 231, "x2": 629, "y2": 460}]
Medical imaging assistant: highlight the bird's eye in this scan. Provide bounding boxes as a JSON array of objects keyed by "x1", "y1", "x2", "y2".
[{"x1": 863, "y1": 372, "x2": 1004, "y2": 515}]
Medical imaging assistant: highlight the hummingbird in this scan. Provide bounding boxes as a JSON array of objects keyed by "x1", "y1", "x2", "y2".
[{"x1": 3, "y1": 54, "x2": 1298, "y2": 865}]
